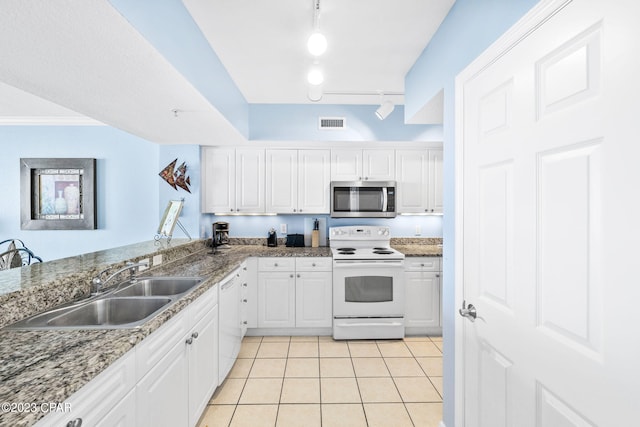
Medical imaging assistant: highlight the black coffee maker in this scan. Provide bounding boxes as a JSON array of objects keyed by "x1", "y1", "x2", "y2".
[{"x1": 211, "y1": 222, "x2": 230, "y2": 252}]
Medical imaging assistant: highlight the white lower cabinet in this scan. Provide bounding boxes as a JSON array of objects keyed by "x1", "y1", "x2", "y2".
[
  {"x1": 404, "y1": 257, "x2": 442, "y2": 333},
  {"x1": 257, "y1": 257, "x2": 332, "y2": 329},
  {"x1": 136, "y1": 285, "x2": 219, "y2": 427}
]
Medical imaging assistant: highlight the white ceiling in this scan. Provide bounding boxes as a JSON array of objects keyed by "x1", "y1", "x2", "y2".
[{"x1": 0, "y1": 0, "x2": 454, "y2": 143}]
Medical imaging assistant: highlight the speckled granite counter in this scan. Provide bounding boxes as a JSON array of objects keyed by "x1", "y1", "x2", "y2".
[
  {"x1": 0, "y1": 240, "x2": 330, "y2": 426},
  {"x1": 391, "y1": 237, "x2": 443, "y2": 257}
]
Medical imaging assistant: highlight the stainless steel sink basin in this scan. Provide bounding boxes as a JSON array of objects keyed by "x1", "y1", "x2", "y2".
[
  {"x1": 4, "y1": 276, "x2": 204, "y2": 330},
  {"x1": 46, "y1": 297, "x2": 172, "y2": 327},
  {"x1": 113, "y1": 277, "x2": 203, "y2": 297}
]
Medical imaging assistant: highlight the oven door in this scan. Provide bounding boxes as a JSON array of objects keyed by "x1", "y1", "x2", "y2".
[{"x1": 332, "y1": 259, "x2": 405, "y2": 317}]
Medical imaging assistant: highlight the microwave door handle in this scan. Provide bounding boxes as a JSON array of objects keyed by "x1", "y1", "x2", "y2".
[{"x1": 382, "y1": 188, "x2": 388, "y2": 212}]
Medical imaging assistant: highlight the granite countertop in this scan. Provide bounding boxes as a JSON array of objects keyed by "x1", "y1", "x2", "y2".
[
  {"x1": 0, "y1": 241, "x2": 331, "y2": 426},
  {"x1": 0, "y1": 238, "x2": 440, "y2": 426}
]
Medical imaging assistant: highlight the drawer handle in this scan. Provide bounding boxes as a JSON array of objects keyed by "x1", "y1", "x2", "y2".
[
  {"x1": 242, "y1": 299, "x2": 248, "y2": 303},
  {"x1": 312, "y1": 263, "x2": 316, "y2": 267},
  {"x1": 192, "y1": 332, "x2": 199, "y2": 339},
  {"x1": 186, "y1": 337, "x2": 193, "y2": 345},
  {"x1": 67, "y1": 419, "x2": 83, "y2": 427},
  {"x1": 243, "y1": 283, "x2": 248, "y2": 287},
  {"x1": 436, "y1": 274, "x2": 440, "y2": 278},
  {"x1": 297, "y1": 274, "x2": 301, "y2": 278},
  {"x1": 274, "y1": 263, "x2": 278, "y2": 267},
  {"x1": 420, "y1": 263, "x2": 425, "y2": 267},
  {"x1": 243, "y1": 321, "x2": 248, "y2": 325},
  {"x1": 290, "y1": 274, "x2": 294, "y2": 278}
]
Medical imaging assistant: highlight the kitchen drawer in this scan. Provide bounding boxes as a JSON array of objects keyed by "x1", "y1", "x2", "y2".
[
  {"x1": 295, "y1": 257, "x2": 332, "y2": 272},
  {"x1": 258, "y1": 257, "x2": 295, "y2": 271},
  {"x1": 189, "y1": 282, "x2": 219, "y2": 326},
  {"x1": 404, "y1": 257, "x2": 441, "y2": 272}
]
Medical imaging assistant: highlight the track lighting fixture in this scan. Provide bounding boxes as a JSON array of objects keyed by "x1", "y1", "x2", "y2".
[{"x1": 375, "y1": 100, "x2": 395, "y2": 120}]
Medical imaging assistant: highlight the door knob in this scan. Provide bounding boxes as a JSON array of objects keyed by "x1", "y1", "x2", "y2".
[{"x1": 459, "y1": 300, "x2": 477, "y2": 322}]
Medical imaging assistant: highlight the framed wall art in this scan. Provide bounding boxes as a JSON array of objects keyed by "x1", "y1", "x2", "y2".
[{"x1": 20, "y1": 158, "x2": 97, "y2": 230}]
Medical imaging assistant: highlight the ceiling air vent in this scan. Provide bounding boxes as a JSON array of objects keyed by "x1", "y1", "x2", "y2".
[{"x1": 319, "y1": 117, "x2": 346, "y2": 130}]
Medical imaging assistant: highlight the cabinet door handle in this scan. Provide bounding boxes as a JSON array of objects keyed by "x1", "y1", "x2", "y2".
[
  {"x1": 312, "y1": 263, "x2": 316, "y2": 267},
  {"x1": 290, "y1": 274, "x2": 294, "y2": 278},
  {"x1": 242, "y1": 299, "x2": 247, "y2": 303},
  {"x1": 274, "y1": 263, "x2": 278, "y2": 267},
  {"x1": 192, "y1": 332, "x2": 199, "y2": 339},
  {"x1": 436, "y1": 274, "x2": 440, "y2": 278},
  {"x1": 67, "y1": 419, "x2": 83, "y2": 427},
  {"x1": 186, "y1": 337, "x2": 193, "y2": 345},
  {"x1": 230, "y1": 208, "x2": 234, "y2": 212},
  {"x1": 297, "y1": 274, "x2": 301, "y2": 278},
  {"x1": 293, "y1": 209, "x2": 297, "y2": 212},
  {"x1": 242, "y1": 283, "x2": 248, "y2": 287},
  {"x1": 420, "y1": 263, "x2": 425, "y2": 267},
  {"x1": 243, "y1": 321, "x2": 248, "y2": 325}
]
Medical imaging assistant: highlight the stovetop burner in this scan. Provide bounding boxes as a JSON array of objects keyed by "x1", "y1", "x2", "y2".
[
  {"x1": 338, "y1": 251, "x2": 355, "y2": 255},
  {"x1": 337, "y1": 247, "x2": 356, "y2": 251},
  {"x1": 373, "y1": 250, "x2": 394, "y2": 255},
  {"x1": 373, "y1": 247, "x2": 388, "y2": 250}
]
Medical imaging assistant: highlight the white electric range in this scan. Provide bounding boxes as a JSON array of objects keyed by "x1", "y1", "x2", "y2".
[{"x1": 329, "y1": 226, "x2": 405, "y2": 340}]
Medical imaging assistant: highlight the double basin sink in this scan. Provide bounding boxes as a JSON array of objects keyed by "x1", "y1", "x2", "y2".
[{"x1": 5, "y1": 277, "x2": 204, "y2": 330}]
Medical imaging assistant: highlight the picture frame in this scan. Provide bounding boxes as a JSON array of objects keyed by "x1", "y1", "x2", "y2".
[
  {"x1": 157, "y1": 199, "x2": 184, "y2": 239},
  {"x1": 20, "y1": 158, "x2": 97, "y2": 230}
]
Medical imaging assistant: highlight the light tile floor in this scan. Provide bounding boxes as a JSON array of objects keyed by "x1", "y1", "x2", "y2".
[{"x1": 197, "y1": 335, "x2": 443, "y2": 427}]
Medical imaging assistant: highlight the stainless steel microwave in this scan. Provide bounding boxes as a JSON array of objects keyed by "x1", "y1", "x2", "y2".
[{"x1": 330, "y1": 181, "x2": 396, "y2": 218}]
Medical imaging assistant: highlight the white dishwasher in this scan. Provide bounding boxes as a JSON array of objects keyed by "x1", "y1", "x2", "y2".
[{"x1": 218, "y1": 268, "x2": 241, "y2": 385}]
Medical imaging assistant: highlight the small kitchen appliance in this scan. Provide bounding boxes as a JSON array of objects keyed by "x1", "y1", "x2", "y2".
[
  {"x1": 330, "y1": 225, "x2": 405, "y2": 340},
  {"x1": 267, "y1": 228, "x2": 278, "y2": 247},
  {"x1": 212, "y1": 222, "x2": 230, "y2": 251}
]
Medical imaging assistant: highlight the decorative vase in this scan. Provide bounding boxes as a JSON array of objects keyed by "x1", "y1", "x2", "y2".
[
  {"x1": 64, "y1": 184, "x2": 80, "y2": 214},
  {"x1": 54, "y1": 190, "x2": 67, "y2": 214}
]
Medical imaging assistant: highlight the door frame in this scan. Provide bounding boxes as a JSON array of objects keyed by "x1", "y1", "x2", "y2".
[{"x1": 453, "y1": 0, "x2": 573, "y2": 424}]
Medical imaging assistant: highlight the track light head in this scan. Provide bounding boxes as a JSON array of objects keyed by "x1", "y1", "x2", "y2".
[{"x1": 375, "y1": 100, "x2": 395, "y2": 120}]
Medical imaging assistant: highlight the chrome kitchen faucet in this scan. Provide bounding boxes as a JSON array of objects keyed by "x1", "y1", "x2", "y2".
[{"x1": 90, "y1": 261, "x2": 149, "y2": 295}]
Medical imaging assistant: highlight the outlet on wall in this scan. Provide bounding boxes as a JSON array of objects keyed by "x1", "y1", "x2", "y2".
[
  {"x1": 415, "y1": 225, "x2": 422, "y2": 236},
  {"x1": 280, "y1": 224, "x2": 287, "y2": 234}
]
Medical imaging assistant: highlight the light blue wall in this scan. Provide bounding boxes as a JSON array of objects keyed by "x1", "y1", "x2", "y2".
[
  {"x1": 404, "y1": 0, "x2": 540, "y2": 425},
  {"x1": 109, "y1": 0, "x2": 249, "y2": 138},
  {"x1": 158, "y1": 145, "x2": 201, "y2": 240},
  {"x1": 250, "y1": 104, "x2": 442, "y2": 142},
  {"x1": 0, "y1": 126, "x2": 159, "y2": 261}
]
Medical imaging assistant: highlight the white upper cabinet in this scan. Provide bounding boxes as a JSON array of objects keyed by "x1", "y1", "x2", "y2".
[
  {"x1": 331, "y1": 149, "x2": 395, "y2": 181},
  {"x1": 201, "y1": 147, "x2": 265, "y2": 213},
  {"x1": 395, "y1": 148, "x2": 442, "y2": 213},
  {"x1": 297, "y1": 150, "x2": 330, "y2": 213},
  {"x1": 202, "y1": 147, "x2": 235, "y2": 213},
  {"x1": 266, "y1": 149, "x2": 298, "y2": 213},
  {"x1": 235, "y1": 148, "x2": 265, "y2": 213},
  {"x1": 266, "y1": 149, "x2": 330, "y2": 214}
]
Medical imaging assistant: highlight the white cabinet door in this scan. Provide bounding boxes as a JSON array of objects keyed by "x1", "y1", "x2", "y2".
[
  {"x1": 405, "y1": 271, "x2": 440, "y2": 329},
  {"x1": 296, "y1": 271, "x2": 332, "y2": 328},
  {"x1": 331, "y1": 149, "x2": 362, "y2": 180},
  {"x1": 201, "y1": 147, "x2": 235, "y2": 213},
  {"x1": 136, "y1": 338, "x2": 189, "y2": 427},
  {"x1": 298, "y1": 149, "x2": 330, "y2": 213},
  {"x1": 427, "y1": 148, "x2": 443, "y2": 214},
  {"x1": 188, "y1": 305, "x2": 218, "y2": 427},
  {"x1": 266, "y1": 149, "x2": 297, "y2": 213},
  {"x1": 258, "y1": 271, "x2": 296, "y2": 328},
  {"x1": 363, "y1": 149, "x2": 395, "y2": 181},
  {"x1": 235, "y1": 148, "x2": 265, "y2": 213},
  {"x1": 95, "y1": 389, "x2": 136, "y2": 427},
  {"x1": 396, "y1": 149, "x2": 429, "y2": 213}
]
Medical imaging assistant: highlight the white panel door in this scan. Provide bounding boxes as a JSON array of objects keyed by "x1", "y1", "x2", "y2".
[
  {"x1": 457, "y1": 1, "x2": 640, "y2": 426},
  {"x1": 363, "y1": 149, "x2": 395, "y2": 181},
  {"x1": 235, "y1": 148, "x2": 265, "y2": 213},
  {"x1": 331, "y1": 149, "x2": 362, "y2": 180},
  {"x1": 298, "y1": 149, "x2": 331, "y2": 213},
  {"x1": 258, "y1": 272, "x2": 296, "y2": 328},
  {"x1": 396, "y1": 149, "x2": 429, "y2": 213},
  {"x1": 296, "y1": 271, "x2": 332, "y2": 327},
  {"x1": 201, "y1": 147, "x2": 235, "y2": 213},
  {"x1": 266, "y1": 149, "x2": 297, "y2": 213},
  {"x1": 427, "y1": 148, "x2": 443, "y2": 213}
]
